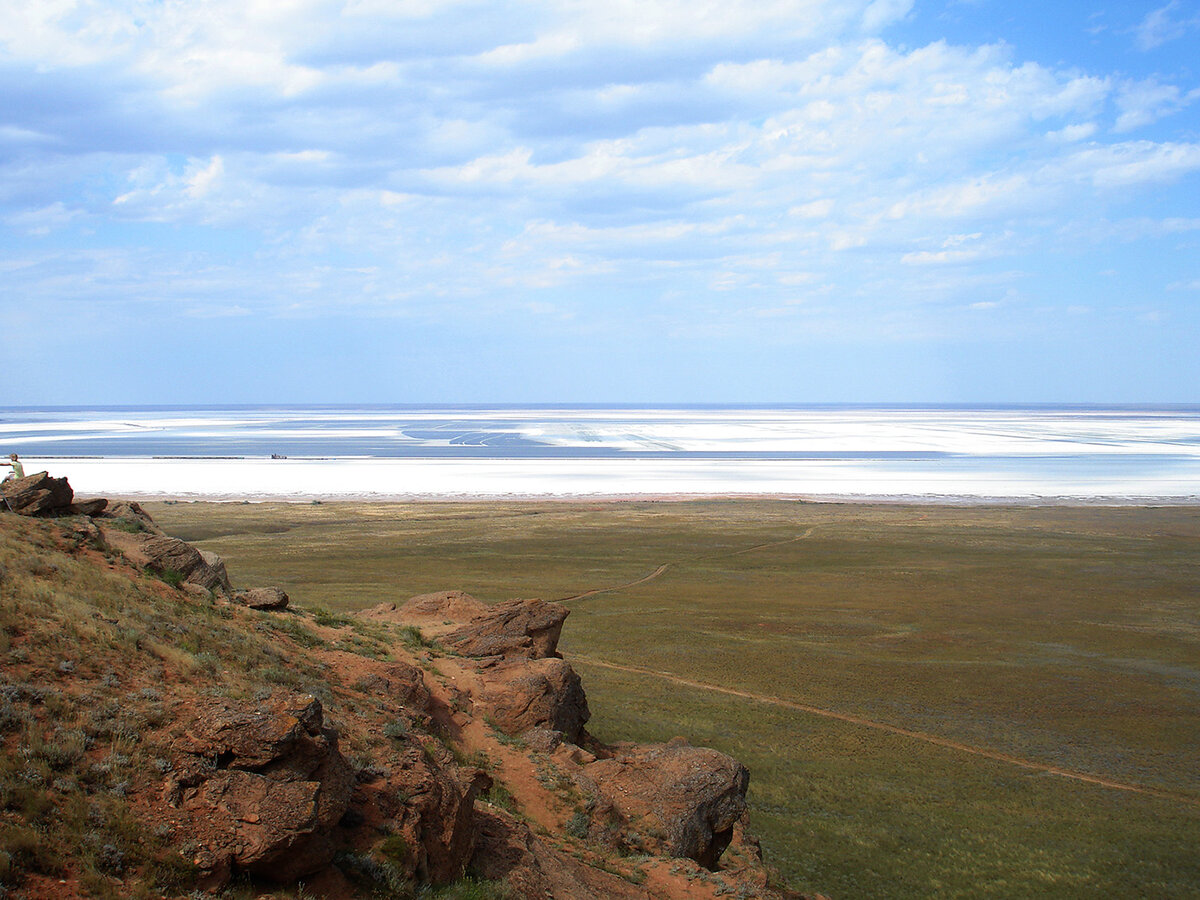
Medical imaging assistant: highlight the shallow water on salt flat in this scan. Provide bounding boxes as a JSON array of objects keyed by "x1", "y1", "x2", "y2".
[{"x1": 3, "y1": 405, "x2": 1198, "y2": 501}]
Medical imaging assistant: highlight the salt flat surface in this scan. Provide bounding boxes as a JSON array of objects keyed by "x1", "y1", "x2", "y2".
[
  {"x1": 4, "y1": 406, "x2": 1198, "y2": 501},
  {"x1": 31, "y1": 456, "x2": 1200, "y2": 503}
]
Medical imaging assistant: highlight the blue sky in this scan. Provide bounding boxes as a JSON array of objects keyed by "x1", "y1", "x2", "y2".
[{"x1": 2, "y1": 0, "x2": 1198, "y2": 404}]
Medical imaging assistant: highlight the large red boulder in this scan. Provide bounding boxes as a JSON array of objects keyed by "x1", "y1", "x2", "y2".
[
  {"x1": 444, "y1": 598, "x2": 569, "y2": 659},
  {"x1": 471, "y1": 656, "x2": 590, "y2": 743},
  {"x1": 0, "y1": 471, "x2": 73, "y2": 516},
  {"x1": 580, "y1": 739, "x2": 750, "y2": 869},
  {"x1": 168, "y1": 694, "x2": 355, "y2": 883}
]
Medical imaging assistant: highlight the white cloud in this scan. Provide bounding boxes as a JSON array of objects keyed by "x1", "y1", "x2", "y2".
[
  {"x1": 5, "y1": 202, "x2": 82, "y2": 236},
  {"x1": 185, "y1": 156, "x2": 225, "y2": 199},
  {"x1": 1115, "y1": 78, "x2": 1196, "y2": 132},
  {"x1": 1134, "y1": 1, "x2": 1200, "y2": 50},
  {"x1": 902, "y1": 249, "x2": 987, "y2": 265},
  {"x1": 184, "y1": 304, "x2": 253, "y2": 318},
  {"x1": 887, "y1": 174, "x2": 1036, "y2": 221},
  {"x1": 1062, "y1": 141, "x2": 1200, "y2": 188},
  {"x1": 789, "y1": 199, "x2": 835, "y2": 218},
  {"x1": 861, "y1": 0, "x2": 914, "y2": 31},
  {"x1": 0, "y1": 125, "x2": 55, "y2": 144},
  {"x1": 477, "y1": 33, "x2": 582, "y2": 66},
  {"x1": 1, "y1": 0, "x2": 1198, "y2": 354},
  {"x1": 1047, "y1": 123, "x2": 1097, "y2": 142}
]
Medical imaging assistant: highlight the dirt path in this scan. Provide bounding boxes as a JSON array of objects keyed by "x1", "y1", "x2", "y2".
[
  {"x1": 562, "y1": 522, "x2": 1200, "y2": 807},
  {"x1": 700, "y1": 526, "x2": 817, "y2": 560},
  {"x1": 571, "y1": 655, "x2": 1200, "y2": 809},
  {"x1": 558, "y1": 564, "x2": 672, "y2": 601},
  {"x1": 559, "y1": 527, "x2": 818, "y2": 602}
]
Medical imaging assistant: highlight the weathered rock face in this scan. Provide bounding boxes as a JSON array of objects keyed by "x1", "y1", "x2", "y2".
[
  {"x1": 472, "y1": 656, "x2": 590, "y2": 743},
  {"x1": 471, "y1": 807, "x2": 650, "y2": 900},
  {"x1": 169, "y1": 694, "x2": 355, "y2": 883},
  {"x1": 102, "y1": 499, "x2": 166, "y2": 535},
  {"x1": 100, "y1": 526, "x2": 232, "y2": 595},
  {"x1": 353, "y1": 660, "x2": 433, "y2": 715},
  {"x1": 0, "y1": 472, "x2": 74, "y2": 516},
  {"x1": 581, "y1": 739, "x2": 750, "y2": 869},
  {"x1": 354, "y1": 737, "x2": 478, "y2": 884},
  {"x1": 66, "y1": 497, "x2": 108, "y2": 516},
  {"x1": 233, "y1": 586, "x2": 289, "y2": 610},
  {"x1": 444, "y1": 598, "x2": 569, "y2": 659},
  {"x1": 360, "y1": 589, "x2": 490, "y2": 625},
  {"x1": 199, "y1": 549, "x2": 231, "y2": 589}
]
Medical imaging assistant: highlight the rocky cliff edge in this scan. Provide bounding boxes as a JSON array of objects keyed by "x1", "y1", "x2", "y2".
[{"x1": 0, "y1": 476, "x2": 817, "y2": 899}]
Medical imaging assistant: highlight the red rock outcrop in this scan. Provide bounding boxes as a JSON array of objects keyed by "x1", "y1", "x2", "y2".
[
  {"x1": 66, "y1": 497, "x2": 108, "y2": 516},
  {"x1": 353, "y1": 736, "x2": 479, "y2": 884},
  {"x1": 103, "y1": 499, "x2": 166, "y2": 534},
  {"x1": 402, "y1": 589, "x2": 492, "y2": 622},
  {"x1": 471, "y1": 656, "x2": 590, "y2": 742},
  {"x1": 353, "y1": 660, "x2": 433, "y2": 714},
  {"x1": 0, "y1": 471, "x2": 74, "y2": 516},
  {"x1": 167, "y1": 693, "x2": 355, "y2": 883},
  {"x1": 471, "y1": 807, "x2": 649, "y2": 899},
  {"x1": 360, "y1": 590, "x2": 489, "y2": 625},
  {"x1": 100, "y1": 526, "x2": 233, "y2": 595},
  {"x1": 233, "y1": 586, "x2": 290, "y2": 610},
  {"x1": 444, "y1": 598, "x2": 569, "y2": 659},
  {"x1": 0, "y1": 501, "x2": 792, "y2": 898},
  {"x1": 579, "y1": 738, "x2": 750, "y2": 869}
]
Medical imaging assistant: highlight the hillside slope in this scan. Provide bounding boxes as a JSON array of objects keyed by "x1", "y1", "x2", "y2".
[{"x1": 0, "y1": 479, "x2": 804, "y2": 899}]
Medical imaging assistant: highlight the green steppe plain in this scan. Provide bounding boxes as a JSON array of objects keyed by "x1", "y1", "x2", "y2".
[{"x1": 148, "y1": 500, "x2": 1200, "y2": 898}]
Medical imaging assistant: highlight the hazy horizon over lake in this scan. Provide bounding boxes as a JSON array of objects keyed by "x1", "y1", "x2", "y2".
[{"x1": 3, "y1": 404, "x2": 1198, "y2": 502}]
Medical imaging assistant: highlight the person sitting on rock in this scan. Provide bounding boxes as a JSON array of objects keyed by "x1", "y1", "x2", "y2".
[{"x1": 2, "y1": 454, "x2": 24, "y2": 483}]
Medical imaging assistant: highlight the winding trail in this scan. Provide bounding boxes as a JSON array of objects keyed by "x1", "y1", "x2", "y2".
[
  {"x1": 558, "y1": 564, "x2": 672, "y2": 602},
  {"x1": 558, "y1": 522, "x2": 1199, "y2": 807},
  {"x1": 701, "y1": 526, "x2": 817, "y2": 560},
  {"x1": 558, "y1": 527, "x2": 818, "y2": 602},
  {"x1": 571, "y1": 655, "x2": 1200, "y2": 809}
]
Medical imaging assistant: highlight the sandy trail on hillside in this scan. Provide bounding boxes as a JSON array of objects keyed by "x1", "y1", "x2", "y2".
[{"x1": 571, "y1": 655, "x2": 1200, "y2": 809}]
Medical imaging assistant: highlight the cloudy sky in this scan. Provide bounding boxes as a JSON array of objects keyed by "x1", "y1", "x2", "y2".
[{"x1": 2, "y1": 0, "x2": 1198, "y2": 404}]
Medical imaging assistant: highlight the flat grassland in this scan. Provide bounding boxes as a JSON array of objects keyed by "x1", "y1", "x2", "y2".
[{"x1": 149, "y1": 500, "x2": 1200, "y2": 898}]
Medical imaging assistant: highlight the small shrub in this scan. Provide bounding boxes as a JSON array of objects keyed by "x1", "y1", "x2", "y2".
[
  {"x1": 398, "y1": 625, "x2": 430, "y2": 649},
  {"x1": 268, "y1": 616, "x2": 326, "y2": 649},
  {"x1": 485, "y1": 717, "x2": 526, "y2": 749},
  {"x1": 378, "y1": 833, "x2": 410, "y2": 864},
  {"x1": 310, "y1": 606, "x2": 354, "y2": 628},
  {"x1": 0, "y1": 823, "x2": 62, "y2": 878},
  {"x1": 94, "y1": 842, "x2": 127, "y2": 875},
  {"x1": 155, "y1": 567, "x2": 185, "y2": 588},
  {"x1": 432, "y1": 874, "x2": 514, "y2": 899},
  {"x1": 565, "y1": 810, "x2": 590, "y2": 839},
  {"x1": 480, "y1": 782, "x2": 517, "y2": 813},
  {"x1": 262, "y1": 665, "x2": 300, "y2": 685},
  {"x1": 144, "y1": 845, "x2": 199, "y2": 892},
  {"x1": 107, "y1": 517, "x2": 147, "y2": 534},
  {"x1": 334, "y1": 849, "x2": 409, "y2": 895},
  {"x1": 0, "y1": 700, "x2": 32, "y2": 733},
  {"x1": 383, "y1": 720, "x2": 408, "y2": 740},
  {"x1": 33, "y1": 727, "x2": 89, "y2": 770}
]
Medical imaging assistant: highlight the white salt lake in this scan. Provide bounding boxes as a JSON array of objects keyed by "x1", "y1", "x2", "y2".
[{"x1": 3, "y1": 405, "x2": 1198, "y2": 502}]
